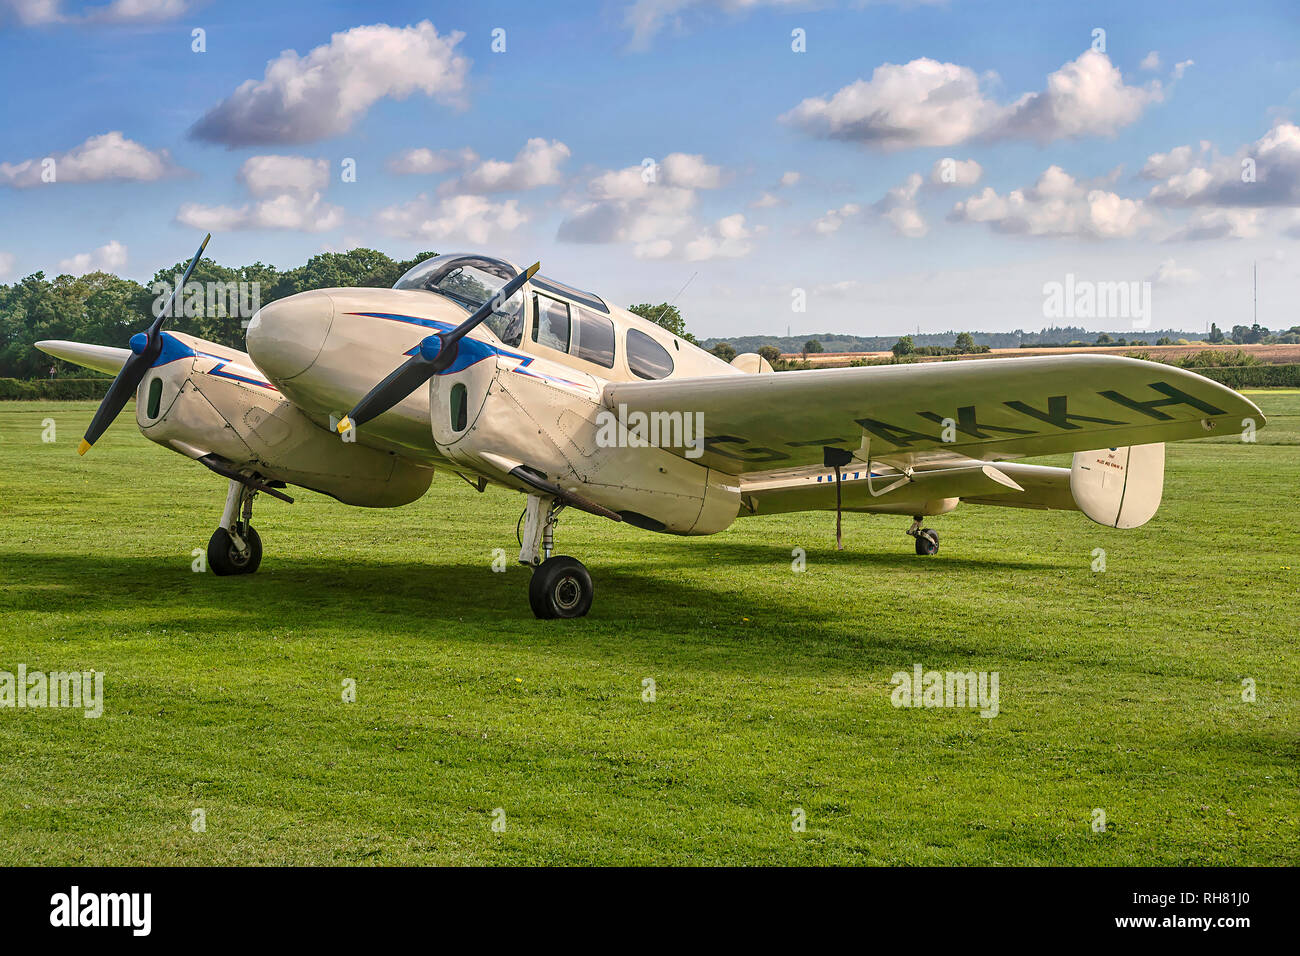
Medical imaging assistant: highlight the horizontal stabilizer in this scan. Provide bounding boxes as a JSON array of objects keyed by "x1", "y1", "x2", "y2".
[
  {"x1": 739, "y1": 460, "x2": 1025, "y2": 515},
  {"x1": 908, "y1": 462, "x2": 1024, "y2": 496},
  {"x1": 35, "y1": 339, "x2": 130, "y2": 376}
]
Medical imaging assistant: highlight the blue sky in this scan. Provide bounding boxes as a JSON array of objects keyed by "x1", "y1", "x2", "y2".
[{"x1": 1, "y1": 0, "x2": 1298, "y2": 338}]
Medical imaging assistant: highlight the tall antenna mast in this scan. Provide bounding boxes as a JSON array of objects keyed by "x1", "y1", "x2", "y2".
[
  {"x1": 654, "y1": 271, "x2": 698, "y2": 326},
  {"x1": 1253, "y1": 260, "x2": 1257, "y2": 326}
]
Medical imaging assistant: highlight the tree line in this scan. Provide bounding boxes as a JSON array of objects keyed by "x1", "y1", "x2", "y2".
[
  {"x1": 8, "y1": 248, "x2": 1295, "y2": 382},
  {"x1": 1, "y1": 248, "x2": 712, "y2": 380},
  {"x1": 1, "y1": 248, "x2": 436, "y2": 379}
]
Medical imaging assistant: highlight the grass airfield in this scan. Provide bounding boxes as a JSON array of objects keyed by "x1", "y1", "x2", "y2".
[{"x1": 0, "y1": 395, "x2": 1295, "y2": 866}]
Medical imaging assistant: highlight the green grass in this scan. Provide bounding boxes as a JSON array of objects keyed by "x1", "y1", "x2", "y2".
[{"x1": 1, "y1": 395, "x2": 1296, "y2": 866}]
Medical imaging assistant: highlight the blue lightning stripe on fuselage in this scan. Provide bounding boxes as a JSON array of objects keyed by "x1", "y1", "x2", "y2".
[
  {"x1": 150, "y1": 332, "x2": 277, "y2": 390},
  {"x1": 345, "y1": 311, "x2": 594, "y2": 391}
]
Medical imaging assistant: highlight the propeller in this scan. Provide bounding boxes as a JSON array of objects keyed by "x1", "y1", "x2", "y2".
[
  {"x1": 337, "y1": 260, "x2": 539, "y2": 435},
  {"x1": 77, "y1": 233, "x2": 212, "y2": 455}
]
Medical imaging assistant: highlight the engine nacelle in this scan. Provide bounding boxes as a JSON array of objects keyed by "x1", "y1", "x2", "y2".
[
  {"x1": 137, "y1": 333, "x2": 433, "y2": 507},
  {"x1": 427, "y1": 339, "x2": 740, "y2": 534}
]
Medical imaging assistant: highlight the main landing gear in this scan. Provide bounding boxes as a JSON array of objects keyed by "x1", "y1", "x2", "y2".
[
  {"x1": 208, "y1": 478, "x2": 263, "y2": 575},
  {"x1": 906, "y1": 516, "x2": 940, "y2": 556},
  {"x1": 519, "y1": 494, "x2": 593, "y2": 619}
]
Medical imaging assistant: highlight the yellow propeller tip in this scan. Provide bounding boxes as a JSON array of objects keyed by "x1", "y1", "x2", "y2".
[
  {"x1": 525, "y1": 261, "x2": 541, "y2": 278},
  {"x1": 77, "y1": 439, "x2": 91, "y2": 456},
  {"x1": 336, "y1": 416, "x2": 353, "y2": 434}
]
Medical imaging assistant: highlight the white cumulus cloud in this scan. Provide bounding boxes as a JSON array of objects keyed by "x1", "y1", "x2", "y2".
[
  {"x1": 683, "y1": 213, "x2": 754, "y2": 260},
  {"x1": 949, "y1": 165, "x2": 1148, "y2": 239},
  {"x1": 1148, "y1": 258, "x2": 1200, "y2": 285},
  {"x1": 812, "y1": 202, "x2": 861, "y2": 236},
  {"x1": 387, "y1": 146, "x2": 478, "y2": 175},
  {"x1": 375, "y1": 193, "x2": 527, "y2": 244},
  {"x1": 1, "y1": 0, "x2": 188, "y2": 25},
  {"x1": 190, "y1": 21, "x2": 469, "y2": 146},
  {"x1": 440, "y1": 138, "x2": 570, "y2": 194},
  {"x1": 622, "y1": 0, "x2": 944, "y2": 49},
  {"x1": 784, "y1": 51, "x2": 1164, "y2": 150},
  {"x1": 237, "y1": 155, "x2": 329, "y2": 197},
  {"x1": 557, "y1": 153, "x2": 733, "y2": 257},
  {"x1": 929, "y1": 157, "x2": 983, "y2": 187},
  {"x1": 874, "y1": 172, "x2": 928, "y2": 237},
  {"x1": 1145, "y1": 123, "x2": 1300, "y2": 208},
  {"x1": 177, "y1": 154, "x2": 341, "y2": 232},
  {"x1": 783, "y1": 57, "x2": 1000, "y2": 149},
  {"x1": 58, "y1": 240, "x2": 127, "y2": 274},
  {"x1": 177, "y1": 194, "x2": 343, "y2": 233},
  {"x1": 0, "y1": 131, "x2": 179, "y2": 188},
  {"x1": 1166, "y1": 208, "x2": 1266, "y2": 241}
]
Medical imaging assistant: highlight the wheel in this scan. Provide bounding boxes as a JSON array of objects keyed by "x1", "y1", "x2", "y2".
[
  {"x1": 914, "y1": 528, "x2": 939, "y2": 556},
  {"x1": 528, "y1": 556, "x2": 593, "y2": 619},
  {"x1": 208, "y1": 526, "x2": 262, "y2": 576}
]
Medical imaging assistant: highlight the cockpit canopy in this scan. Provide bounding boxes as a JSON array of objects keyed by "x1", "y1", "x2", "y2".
[
  {"x1": 394, "y1": 254, "x2": 525, "y2": 345},
  {"x1": 393, "y1": 253, "x2": 610, "y2": 348},
  {"x1": 391, "y1": 253, "x2": 684, "y2": 381}
]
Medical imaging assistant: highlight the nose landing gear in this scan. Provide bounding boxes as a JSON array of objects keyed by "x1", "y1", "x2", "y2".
[{"x1": 519, "y1": 494, "x2": 593, "y2": 618}]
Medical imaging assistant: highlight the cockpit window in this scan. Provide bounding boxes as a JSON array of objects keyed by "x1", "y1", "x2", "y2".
[
  {"x1": 626, "y1": 328, "x2": 674, "y2": 380},
  {"x1": 573, "y1": 307, "x2": 615, "y2": 368},
  {"x1": 393, "y1": 255, "x2": 524, "y2": 347},
  {"x1": 531, "y1": 294, "x2": 571, "y2": 352}
]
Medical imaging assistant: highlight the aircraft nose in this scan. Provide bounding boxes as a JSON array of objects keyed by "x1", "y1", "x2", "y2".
[{"x1": 245, "y1": 290, "x2": 335, "y2": 381}]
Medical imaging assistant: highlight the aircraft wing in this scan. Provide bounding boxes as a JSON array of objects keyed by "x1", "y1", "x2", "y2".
[
  {"x1": 601, "y1": 355, "x2": 1264, "y2": 475},
  {"x1": 37, "y1": 339, "x2": 130, "y2": 376}
]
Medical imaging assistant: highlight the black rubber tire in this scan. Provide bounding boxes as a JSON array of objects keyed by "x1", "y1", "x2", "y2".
[
  {"x1": 208, "y1": 526, "x2": 262, "y2": 576},
  {"x1": 528, "y1": 556, "x2": 593, "y2": 619},
  {"x1": 914, "y1": 528, "x2": 939, "y2": 556}
]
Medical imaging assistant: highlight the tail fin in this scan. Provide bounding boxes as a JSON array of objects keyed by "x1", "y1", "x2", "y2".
[{"x1": 1070, "y1": 443, "x2": 1164, "y2": 529}]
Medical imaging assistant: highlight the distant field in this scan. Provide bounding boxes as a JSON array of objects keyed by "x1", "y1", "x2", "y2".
[
  {"x1": 0, "y1": 395, "x2": 1296, "y2": 865},
  {"x1": 791, "y1": 342, "x2": 1300, "y2": 367}
]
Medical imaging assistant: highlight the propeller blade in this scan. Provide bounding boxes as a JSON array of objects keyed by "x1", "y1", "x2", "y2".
[
  {"x1": 78, "y1": 233, "x2": 211, "y2": 455},
  {"x1": 78, "y1": 351, "x2": 152, "y2": 455},
  {"x1": 339, "y1": 260, "x2": 539, "y2": 434},
  {"x1": 150, "y1": 232, "x2": 210, "y2": 338}
]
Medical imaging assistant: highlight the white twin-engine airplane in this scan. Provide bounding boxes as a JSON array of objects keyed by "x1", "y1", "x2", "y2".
[{"x1": 39, "y1": 235, "x2": 1266, "y2": 618}]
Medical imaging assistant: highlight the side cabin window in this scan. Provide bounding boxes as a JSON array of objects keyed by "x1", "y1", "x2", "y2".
[
  {"x1": 531, "y1": 294, "x2": 571, "y2": 353},
  {"x1": 626, "y1": 328, "x2": 674, "y2": 380},
  {"x1": 573, "y1": 307, "x2": 615, "y2": 368}
]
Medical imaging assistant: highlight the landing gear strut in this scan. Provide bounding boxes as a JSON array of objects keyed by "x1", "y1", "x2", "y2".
[
  {"x1": 209, "y1": 478, "x2": 263, "y2": 575},
  {"x1": 906, "y1": 516, "x2": 939, "y2": 556},
  {"x1": 519, "y1": 494, "x2": 593, "y2": 618}
]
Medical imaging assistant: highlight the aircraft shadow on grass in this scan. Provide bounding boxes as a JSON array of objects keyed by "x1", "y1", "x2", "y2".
[{"x1": 2, "y1": 545, "x2": 1065, "y2": 676}]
